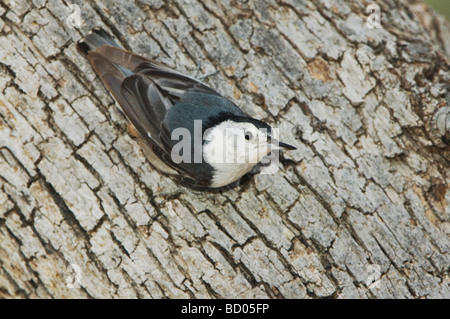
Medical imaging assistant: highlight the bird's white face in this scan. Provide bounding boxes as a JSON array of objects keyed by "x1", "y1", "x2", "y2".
[
  {"x1": 203, "y1": 120, "x2": 273, "y2": 166},
  {"x1": 203, "y1": 120, "x2": 276, "y2": 187}
]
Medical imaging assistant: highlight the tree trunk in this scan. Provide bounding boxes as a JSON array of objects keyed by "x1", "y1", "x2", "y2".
[{"x1": 0, "y1": 0, "x2": 449, "y2": 299}]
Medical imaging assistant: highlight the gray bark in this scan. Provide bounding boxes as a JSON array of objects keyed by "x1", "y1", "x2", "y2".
[{"x1": 0, "y1": 0, "x2": 449, "y2": 298}]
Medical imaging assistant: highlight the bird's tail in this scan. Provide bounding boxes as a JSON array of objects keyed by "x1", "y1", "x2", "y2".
[
  {"x1": 76, "y1": 28, "x2": 139, "y2": 114},
  {"x1": 76, "y1": 27, "x2": 120, "y2": 57}
]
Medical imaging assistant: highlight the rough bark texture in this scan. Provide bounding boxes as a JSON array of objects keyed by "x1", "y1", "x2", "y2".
[{"x1": 0, "y1": 0, "x2": 449, "y2": 299}]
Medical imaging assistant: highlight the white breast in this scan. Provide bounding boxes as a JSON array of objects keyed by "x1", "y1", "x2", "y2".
[
  {"x1": 203, "y1": 120, "x2": 260, "y2": 187},
  {"x1": 208, "y1": 162, "x2": 255, "y2": 187}
]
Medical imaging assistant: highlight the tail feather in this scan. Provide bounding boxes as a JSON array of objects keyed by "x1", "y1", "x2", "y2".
[
  {"x1": 77, "y1": 28, "x2": 135, "y2": 113},
  {"x1": 76, "y1": 27, "x2": 119, "y2": 57}
]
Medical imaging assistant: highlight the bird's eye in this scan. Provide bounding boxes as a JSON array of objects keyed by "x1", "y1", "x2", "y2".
[{"x1": 244, "y1": 131, "x2": 253, "y2": 141}]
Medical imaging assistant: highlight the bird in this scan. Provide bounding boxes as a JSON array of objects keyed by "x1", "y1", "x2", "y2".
[{"x1": 76, "y1": 28, "x2": 296, "y2": 189}]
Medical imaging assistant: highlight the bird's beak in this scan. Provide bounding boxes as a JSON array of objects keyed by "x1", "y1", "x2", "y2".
[{"x1": 268, "y1": 139, "x2": 297, "y2": 150}]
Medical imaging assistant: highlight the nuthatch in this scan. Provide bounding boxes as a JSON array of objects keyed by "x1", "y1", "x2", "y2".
[{"x1": 77, "y1": 28, "x2": 296, "y2": 188}]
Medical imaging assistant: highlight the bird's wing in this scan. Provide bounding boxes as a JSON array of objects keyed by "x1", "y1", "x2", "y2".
[
  {"x1": 119, "y1": 71, "x2": 220, "y2": 187},
  {"x1": 120, "y1": 73, "x2": 172, "y2": 148},
  {"x1": 134, "y1": 62, "x2": 222, "y2": 99},
  {"x1": 118, "y1": 64, "x2": 225, "y2": 146},
  {"x1": 90, "y1": 44, "x2": 222, "y2": 99}
]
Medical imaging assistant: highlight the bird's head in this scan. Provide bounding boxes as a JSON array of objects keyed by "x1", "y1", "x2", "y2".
[{"x1": 203, "y1": 115, "x2": 296, "y2": 167}]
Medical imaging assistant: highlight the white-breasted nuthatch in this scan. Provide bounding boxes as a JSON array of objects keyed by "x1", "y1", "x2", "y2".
[{"x1": 77, "y1": 28, "x2": 296, "y2": 188}]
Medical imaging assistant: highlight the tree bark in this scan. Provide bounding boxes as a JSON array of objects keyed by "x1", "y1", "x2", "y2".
[{"x1": 0, "y1": 0, "x2": 449, "y2": 298}]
